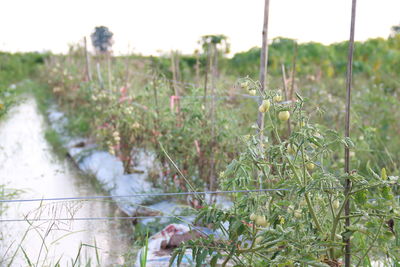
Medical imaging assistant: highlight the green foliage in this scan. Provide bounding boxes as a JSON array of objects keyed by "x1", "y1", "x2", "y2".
[
  {"x1": 39, "y1": 53, "x2": 248, "y2": 185},
  {"x1": 35, "y1": 35, "x2": 400, "y2": 265},
  {"x1": 0, "y1": 52, "x2": 47, "y2": 119},
  {"x1": 227, "y1": 36, "x2": 400, "y2": 85},
  {"x1": 44, "y1": 128, "x2": 68, "y2": 157},
  {"x1": 175, "y1": 83, "x2": 400, "y2": 266}
]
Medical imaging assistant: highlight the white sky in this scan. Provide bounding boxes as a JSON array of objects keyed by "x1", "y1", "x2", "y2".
[{"x1": 0, "y1": 0, "x2": 399, "y2": 55}]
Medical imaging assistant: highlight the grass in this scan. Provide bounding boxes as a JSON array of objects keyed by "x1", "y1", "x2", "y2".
[
  {"x1": 140, "y1": 231, "x2": 149, "y2": 267},
  {"x1": 0, "y1": 192, "x2": 113, "y2": 267},
  {"x1": 44, "y1": 128, "x2": 68, "y2": 158}
]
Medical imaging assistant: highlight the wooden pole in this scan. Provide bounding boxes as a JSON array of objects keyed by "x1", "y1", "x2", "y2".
[
  {"x1": 107, "y1": 52, "x2": 112, "y2": 91},
  {"x1": 256, "y1": 0, "x2": 270, "y2": 136},
  {"x1": 83, "y1": 37, "x2": 92, "y2": 82},
  {"x1": 170, "y1": 51, "x2": 181, "y2": 116},
  {"x1": 289, "y1": 42, "x2": 298, "y2": 100},
  {"x1": 195, "y1": 50, "x2": 200, "y2": 87},
  {"x1": 124, "y1": 55, "x2": 131, "y2": 88},
  {"x1": 344, "y1": 0, "x2": 357, "y2": 266},
  {"x1": 209, "y1": 43, "x2": 217, "y2": 195},
  {"x1": 281, "y1": 63, "x2": 291, "y2": 136},
  {"x1": 203, "y1": 47, "x2": 210, "y2": 108},
  {"x1": 96, "y1": 62, "x2": 104, "y2": 89}
]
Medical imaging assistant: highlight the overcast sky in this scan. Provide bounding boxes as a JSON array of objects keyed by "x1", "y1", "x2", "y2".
[{"x1": 0, "y1": 0, "x2": 399, "y2": 55}]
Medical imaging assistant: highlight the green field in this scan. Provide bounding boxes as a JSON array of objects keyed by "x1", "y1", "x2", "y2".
[{"x1": 1, "y1": 26, "x2": 400, "y2": 266}]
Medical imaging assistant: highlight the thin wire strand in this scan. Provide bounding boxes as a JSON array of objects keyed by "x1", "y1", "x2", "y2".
[
  {"x1": 0, "y1": 215, "x2": 192, "y2": 223},
  {"x1": 0, "y1": 186, "x2": 352, "y2": 204},
  {"x1": 0, "y1": 188, "x2": 290, "y2": 204},
  {"x1": 3, "y1": 194, "x2": 397, "y2": 223}
]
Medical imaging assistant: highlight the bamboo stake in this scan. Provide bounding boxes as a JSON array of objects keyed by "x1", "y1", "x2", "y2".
[
  {"x1": 152, "y1": 75, "x2": 161, "y2": 134},
  {"x1": 124, "y1": 55, "x2": 131, "y2": 88},
  {"x1": 107, "y1": 52, "x2": 112, "y2": 91},
  {"x1": 203, "y1": 47, "x2": 210, "y2": 108},
  {"x1": 83, "y1": 37, "x2": 92, "y2": 82},
  {"x1": 174, "y1": 51, "x2": 181, "y2": 85},
  {"x1": 96, "y1": 62, "x2": 104, "y2": 89},
  {"x1": 170, "y1": 51, "x2": 181, "y2": 117},
  {"x1": 344, "y1": 0, "x2": 357, "y2": 266},
  {"x1": 256, "y1": 0, "x2": 270, "y2": 136},
  {"x1": 202, "y1": 44, "x2": 211, "y2": 190},
  {"x1": 195, "y1": 50, "x2": 200, "y2": 87},
  {"x1": 209, "y1": 44, "x2": 217, "y2": 195},
  {"x1": 289, "y1": 41, "x2": 298, "y2": 100}
]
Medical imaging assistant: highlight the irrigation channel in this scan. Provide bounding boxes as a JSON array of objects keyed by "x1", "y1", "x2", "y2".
[{"x1": 0, "y1": 96, "x2": 133, "y2": 266}]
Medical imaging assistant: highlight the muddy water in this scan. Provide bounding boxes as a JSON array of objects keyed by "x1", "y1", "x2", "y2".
[{"x1": 0, "y1": 97, "x2": 133, "y2": 266}]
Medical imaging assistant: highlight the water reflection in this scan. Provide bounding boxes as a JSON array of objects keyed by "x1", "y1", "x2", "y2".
[{"x1": 0, "y1": 97, "x2": 133, "y2": 266}]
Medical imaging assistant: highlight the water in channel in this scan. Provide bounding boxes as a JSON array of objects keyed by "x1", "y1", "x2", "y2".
[{"x1": 0, "y1": 96, "x2": 133, "y2": 266}]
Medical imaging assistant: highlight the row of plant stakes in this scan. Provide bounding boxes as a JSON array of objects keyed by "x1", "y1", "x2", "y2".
[{"x1": 1, "y1": 15, "x2": 400, "y2": 267}]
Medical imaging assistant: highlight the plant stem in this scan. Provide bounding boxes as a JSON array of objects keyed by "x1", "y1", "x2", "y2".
[
  {"x1": 329, "y1": 189, "x2": 352, "y2": 260},
  {"x1": 356, "y1": 219, "x2": 385, "y2": 267},
  {"x1": 284, "y1": 155, "x2": 322, "y2": 233},
  {"x1": 304, "y1": 193, "x2": 323, "y2": 233},
  {"x1": 267, "y1": 111, "x2": 281, "y2": 144}
]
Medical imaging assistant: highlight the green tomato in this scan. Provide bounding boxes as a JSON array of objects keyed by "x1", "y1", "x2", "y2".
[
  {"x1": 249, "y1": 89, "x2": 257, "y2": 96},
  {"x1": 273, "y1": 95, "x2": 283, "y2": 102},
  {"x1": 258, "y1": 100, "x2": 271, "y2": 113},
  {"x1": 278, "y1": 111, "x2": 290, "y2": 121},
  {"x1": 255, "y1": 215, "x2": 269, "y2": 227},
  {"x1": 332, "y1": 199, "x2": 340, "y2": 210},
  {"x1": 306, "y1": 162, "x2": 315, "y2": 171}
]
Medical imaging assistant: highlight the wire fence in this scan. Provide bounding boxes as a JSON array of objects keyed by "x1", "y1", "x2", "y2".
[
  {"x1": 0, "y1": 187, "x2": 335, "y2": 223},
  {"x1": 2, "y1": 182, "x2": 399, "y2": 222},
  {"x1": 2, "y1": 192, "x2": 399, "y2": 223},
  {"x1": 1, "y1": 187, "x2": 345, "y2": 204},
  {"x1": 0, "y1": 215, "x2": 193, "y2": 223}
]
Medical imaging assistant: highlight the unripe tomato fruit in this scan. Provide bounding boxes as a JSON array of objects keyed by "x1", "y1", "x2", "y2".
[
  {"x1": 306, "y1": 162, "x2": 315, "y2": 171},
  {"x1": 250, "y1": 213, "x2": 257, "y2": 221},
  {"x1": 249, "y1": 89, "x2": 256, "y2": 96},
  {"x1": 255, "y1": 215, "x2": 268, "y2": 227},
  {"x1": 255, "y1": 236, "x2": 263, "y2": 244},
  {"x1": 258, "y1": 100, "x2": 270, "y2": 113},
  {"x1": 241, "y1": 81, "x2": 249, "y2": 90},
  {"x1": 273, "y1": 95, "x2": 283, "y2": 102},
  {"x1": 278, "y1": 111, "x2": 290, "y2": 121},
  {"x1": 333, "y1": 199, "x2": 340, "y2": 210}
]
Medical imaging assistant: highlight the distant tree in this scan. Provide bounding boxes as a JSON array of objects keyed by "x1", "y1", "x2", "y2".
[
  {"x1": 91, "y1": 26, "x2": 113, "y2": 54},
  {"x1": 391, "y1": 23, "x2": 400, "y2": 37},
  {"x1": 199, "y1": 34, "x2": 230, "y2": 55},
  {"x1": 199, "y1": 34, "x2": 230, "y2": 76}
]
